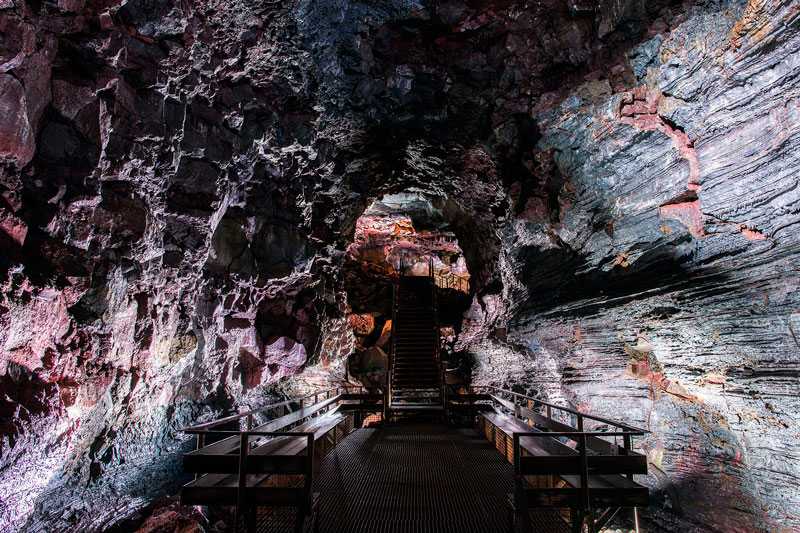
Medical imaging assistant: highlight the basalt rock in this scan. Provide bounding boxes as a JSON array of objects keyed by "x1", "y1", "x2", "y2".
[{"x1": 0, "y1": 0, "x2": 798, "y2": 532}]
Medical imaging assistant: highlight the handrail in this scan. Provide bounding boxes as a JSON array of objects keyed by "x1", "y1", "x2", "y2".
[
  {"x1": 512, "y1": 429, "x2": 645, "y2": 527},
  {"x1": 181, "y1": 386, "x2": 359, "y2": 432},
  {"x1": 512, "y1": 430, "x2": 645, "y2": 438},
  {"x1": 390, "y1": 255, "x2": 469, "y2": 292},
  {"x1": 433, "y1": 270, "x2": 469, "y2": 292},
  {"x1": 386, "y1": 282, "x2": 398, "y2": 416},
  {"x1": 184, "y1": 429, "x2": 320, "y2": 436},
  {"x1": 431, "y1": 269, "x2": 445, "y2": 409},
  {"x1": 234, "y1": 430, "x2": 315, "y2": 530},
  {"x1": 472, "y1": 385, "x2": 648, "y2": 434}
]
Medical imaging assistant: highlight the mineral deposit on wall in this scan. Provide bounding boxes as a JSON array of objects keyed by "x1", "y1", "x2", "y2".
[{"x1": 0, "y1": 0, "x2": 798, "y2": 531}]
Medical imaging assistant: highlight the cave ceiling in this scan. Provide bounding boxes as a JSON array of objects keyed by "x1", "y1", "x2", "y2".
[{"x1": 0, "y1": 0, "x2": 799, "y2": 531}]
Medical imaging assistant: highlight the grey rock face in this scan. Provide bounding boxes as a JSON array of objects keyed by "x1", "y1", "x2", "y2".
[
  {"x1": 0, "y1": 0, "x2": 798, "y2": 531},
  {"x1": 486, "y1": 2, "x2": 800, "y2": 531}
]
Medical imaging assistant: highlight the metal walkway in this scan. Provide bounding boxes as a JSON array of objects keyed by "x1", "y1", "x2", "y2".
[
  {"x1": 311, "y1": 424, "x2": 567, "y2": 533},
  {"x1": 180, "y1": 387, "x2": 646, "y2": 533}
]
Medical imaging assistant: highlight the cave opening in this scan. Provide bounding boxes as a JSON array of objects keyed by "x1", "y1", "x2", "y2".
[
  {"x1": 2, "y1": 1, "x2": 799, "y2": 532},
  {"x1": 342, "y1": 191, "x2": 474, "y2": 392}
]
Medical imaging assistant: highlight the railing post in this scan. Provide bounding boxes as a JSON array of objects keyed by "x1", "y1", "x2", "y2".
[
  {"x1": 194, "y1": 433, "x2": 206, "y2": 481},
  {"x1": 236, "y1": 432, "x2": 249, "y2": 532},
  {"x1": 579, "y1": 432, "x2": 589, "y2": 513},
  {"x1": 624, "y1": 433, "x2": 633, "y2": 480},
  {"x1": 511, "y1": 432, "x2": 530, "y2": 531},
  {"x1": 304, "y1": 434, "x2": 315, "y2": 517}
]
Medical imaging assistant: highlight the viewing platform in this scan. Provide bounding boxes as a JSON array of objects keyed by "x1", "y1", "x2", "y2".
[{"x1": 179, "y1": 386, "x2": 648, "y2": 533}]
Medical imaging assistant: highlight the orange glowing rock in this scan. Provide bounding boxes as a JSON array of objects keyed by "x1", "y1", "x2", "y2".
[
  {"x1": 349, "y1": 313, "x2": 375, "y2": 336},
  {"x1": 740, "y1": 225, "x2": 767, "y2": 241}
]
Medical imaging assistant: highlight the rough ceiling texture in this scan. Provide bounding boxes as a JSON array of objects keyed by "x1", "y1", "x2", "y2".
[{"x1": 0, "y1": 0, "x2": 798, "y2": 531}]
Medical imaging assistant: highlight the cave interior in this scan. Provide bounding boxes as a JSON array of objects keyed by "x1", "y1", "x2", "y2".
[{"x1": 1, "y1": 0, "x2": 799, "y2": 532}]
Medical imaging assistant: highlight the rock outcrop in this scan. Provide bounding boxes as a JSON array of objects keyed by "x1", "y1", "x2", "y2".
[{"x1": 0, "y1": 0, "x2": 797, "y2": 531}]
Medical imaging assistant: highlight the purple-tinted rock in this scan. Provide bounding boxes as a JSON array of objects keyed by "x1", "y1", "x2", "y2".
[{"x1": 1, "y1": 0, "x2": 799, "y2": 531}]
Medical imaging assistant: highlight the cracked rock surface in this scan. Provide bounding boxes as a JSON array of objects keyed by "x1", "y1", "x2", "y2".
[{"x1": 0, "y1": 0, "x2": 798, "y2": 531}]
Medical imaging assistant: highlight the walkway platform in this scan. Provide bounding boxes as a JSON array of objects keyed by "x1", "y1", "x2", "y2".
[
  {"x1": 307, "y1": 424, "x2": 565, "y2": 533},
  {"x1": 181, "y1": 386, "x2": 647, "y2": 533}
]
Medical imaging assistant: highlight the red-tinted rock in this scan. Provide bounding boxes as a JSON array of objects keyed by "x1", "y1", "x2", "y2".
[{"x1": 0, "y1": 74, "x2": 36, "y2": 167}]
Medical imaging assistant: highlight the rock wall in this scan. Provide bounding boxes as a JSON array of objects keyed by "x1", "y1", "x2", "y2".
[
  {"x1": 0, "y1": 0, "x2": 798, "y2": 531},
  {"x1": 483, "y1": 1, "x2": 800, "y2": 531}
]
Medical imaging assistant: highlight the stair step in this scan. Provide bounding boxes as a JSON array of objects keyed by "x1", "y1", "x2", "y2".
[
  {"x1": 395, "y1": 344, "x2": 436, "y2": 348},
  {"x1": 389, "y1": 404, "x2": 444, "y2": 411},
  {"x1": 394, "y1": 345, "x2": 435, "y2": 348}
]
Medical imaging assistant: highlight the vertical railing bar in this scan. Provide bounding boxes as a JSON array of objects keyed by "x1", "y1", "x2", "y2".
[
  {"x1": 305, "y1": 433, "x2": 315, "y2": 520},
  {"x1": 236, "y1": 432, "x2": 249, "y2": 532},
  {"x1": 576, "y1": 413, "x2": 590, "y2": 523},
  {"x1": 624, "y1": 433, "x2": 634, "y2": 481},
  {"x1": 194, "y1": 432, "x2": 206, "y2": 481}
]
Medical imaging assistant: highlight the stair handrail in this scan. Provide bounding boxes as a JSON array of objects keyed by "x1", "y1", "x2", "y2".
[
  {"x1": 471, "y1": 385, "x2": 649, "y2": 434},
  {"x1": 386, "y1": 280, "x2": 399, "y2": 414},
  {"x1": 181, "y1": 386, "x2": 352, "y2": 433},
  {"x1": 430, "y1": 269, "x2": 445, "y2": 409}
]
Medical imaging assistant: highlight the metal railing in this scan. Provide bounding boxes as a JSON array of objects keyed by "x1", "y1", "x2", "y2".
[
  {"x1": 470, "y1": 386, "x2": 648, "y2": 533},
  {"x1": 511, "y1": 430, "x2": 645, "y2": 533},
  {"x1": 472, "y1": 384, "x2": 648, "y2": 436},
  {"x1": 193, "y1": 429, "x2": 316, "y2": 530},
  {"x1": 385, "y1": 283, "x2": 398, "y2": 418},
  {"x1": 431, "y1": 269, "x2": 445, "y2": 409},
  {"x1": 181, "y1": 385, "x2": 364, "y2": 443},
  {"x1": 433, "y1": 270, "x2": 469, "y2": 292}
]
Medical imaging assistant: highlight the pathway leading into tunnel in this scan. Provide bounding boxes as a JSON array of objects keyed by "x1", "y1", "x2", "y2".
[{"x1": 310, "y1": 424, "x2": 566, "y2": 533}]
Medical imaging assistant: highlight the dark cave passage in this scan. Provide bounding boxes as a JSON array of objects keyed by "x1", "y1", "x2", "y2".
[
  {"x1": 1, "y1": 0, "x2": 799, "y2": 532},
  {"x1": 343, "y1": 192, "x2": 474, "y2": 391}
]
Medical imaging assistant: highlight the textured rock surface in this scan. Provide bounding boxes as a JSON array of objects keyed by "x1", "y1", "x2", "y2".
[
  {"x1": 0, "y1": 0, "x2": 798, "y2": 531},
  {"x1": 481, "y1": 2, "x2": 800, "y2": 531}
]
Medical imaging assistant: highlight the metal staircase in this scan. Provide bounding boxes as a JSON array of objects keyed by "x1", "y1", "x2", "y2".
[{"x1": 386, "y1": 270, "x2": 445, "y2": 418}]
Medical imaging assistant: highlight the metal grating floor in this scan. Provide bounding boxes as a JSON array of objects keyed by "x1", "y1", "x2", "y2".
[{"x1": 308, "y1": 424, "x2": 568, "y2": 533}]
